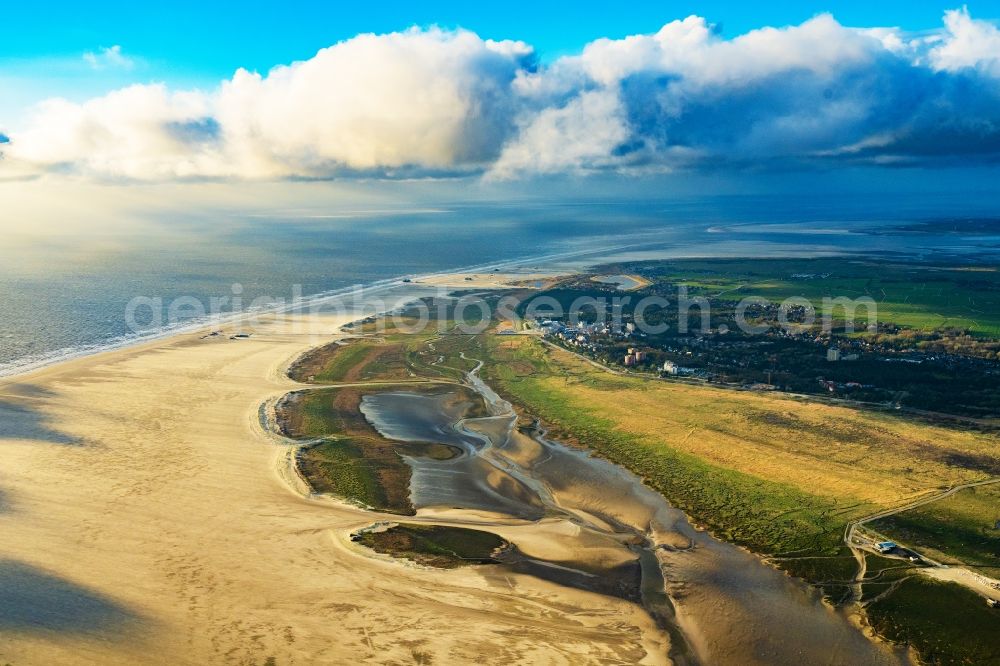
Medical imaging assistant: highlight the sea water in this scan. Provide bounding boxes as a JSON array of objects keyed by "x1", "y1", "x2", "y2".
[{"x1": 3, "y1": 195, "x2": 1000, "y2": 378}]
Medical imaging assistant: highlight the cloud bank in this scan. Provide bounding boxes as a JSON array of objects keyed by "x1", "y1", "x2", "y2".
[{"x1": 4, "y1": 9, "x2": 1000, "y2": 181}]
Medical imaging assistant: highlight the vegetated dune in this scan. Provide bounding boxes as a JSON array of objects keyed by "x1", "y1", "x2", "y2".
[{"x1": 484, "y1": 336, "x2": 1000, "y2": 554}]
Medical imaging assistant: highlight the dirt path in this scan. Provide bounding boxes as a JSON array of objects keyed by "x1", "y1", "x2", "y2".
[
  {"x1": 846, "y1": 476, "x2": 1000, "y2": 557},
  {"x1": 844, "y1": 476, "x2": 1000, "y2": 601}
]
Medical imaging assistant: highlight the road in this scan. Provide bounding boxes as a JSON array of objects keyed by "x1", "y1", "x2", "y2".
[
  {"x1": 844, "y1": 477, "x2": 1000, "y2": 602},
  {"x1": 845, "y1": 476, "x2": 1000, "y2": 563}
]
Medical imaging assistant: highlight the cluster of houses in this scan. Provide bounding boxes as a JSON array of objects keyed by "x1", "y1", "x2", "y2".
[
  {"x1": 537, "y1": 318, "x2": 703, "y2": 377},
  {"x1": 537, "y1": 320, "x2": 598, "y2": 351},
  {"x1": 536, "y1": 318, "x2": 632, "y2": 352}
]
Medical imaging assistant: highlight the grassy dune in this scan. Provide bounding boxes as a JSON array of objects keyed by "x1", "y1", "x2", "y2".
[
  {"x1": 481, "y1": 335, "x2": 998, "y2": 556},
  {"x1": 477, "y1": 332, "x2": 1000, "y2": 662},
  {"x1": 290, "y1": 327, "x2": 486, "y2": 384},
  {"x1": 288, "y1": 341, "x2": 383, "y2": 383},
  {"x1": 289, "y1": 337, "x2": 427, "y2": 383},
  {"x1": 356, "y1": 524, "x2": 507, "y2": 569},
  {"x1": 298, "y1": 439, "x2": 394, "y2": 510},
  {"x1": 867, "y1": 577, "x2": 1000, "y2": 665},
  {"x1": 278, "y1": 385, "x2": 461, "y2": 514}
]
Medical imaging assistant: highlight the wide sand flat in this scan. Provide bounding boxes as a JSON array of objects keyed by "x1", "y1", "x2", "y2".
[
  {"x1": 0, "y1": 314, "x2": 665, "y2": 665},
  {"x1": 414, "y1": 271, "x2": 567, "y2": 290}
]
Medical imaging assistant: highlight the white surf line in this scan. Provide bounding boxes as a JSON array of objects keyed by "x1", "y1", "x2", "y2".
[{"x1": 0, "y1": 232, "x2": 668, "y2": 382}]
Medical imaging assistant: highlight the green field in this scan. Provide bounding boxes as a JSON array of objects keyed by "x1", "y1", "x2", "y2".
[
  {"x1": 289, "y1": 333, "x2": 444, "y2": 383},
  {"x1": 289, "y1": 341, "x2": 383, "y2": 383},
  {"x1": 872, "y1": 484, "x2": 1000, "y2": 567},
  {"x1": 633, "y1": 258, "x2": 1000, "y2": 336},
  {"x1": 480, "y1": 335, "x2": 1000, "y2": 558},
  {"x1": 298, "y1": 439, "x2": 390, "y2": 510},
  {"x1": 866, "y1": 577, "x2": 1000, "y2": 665},
  {"x1": 278, "y1": 384, "x2": 465, "y2": 514}
]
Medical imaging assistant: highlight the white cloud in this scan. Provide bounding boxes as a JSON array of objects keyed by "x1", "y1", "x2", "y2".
[
  {"x1": 83, "y1": 45, "x2": 135, "y2": 71},
  {"x1": 8, "y1": 27, "x2": 533, "y2": 180},
  {"x1": 493, "y1": 9, "x2": 1000, "y2": 176},
  {"x1": 929, "y1": 7, "x2": 1000, "y2": 75},
  {"x1": 213, "y1": 27, "x2": 533, "y2": 178},
  {"x1": 11, "y1": 85, "x2": 221, "y2": 180},
  {"x1": 490, "y1": 90, "x2": 631, "y2": 177},
  {"x1": 574, "y1": 14, "x2": 877, "y2": 88},
  {"x1": 5, "y1": 11, "x2": 1000, "y2": 182}
]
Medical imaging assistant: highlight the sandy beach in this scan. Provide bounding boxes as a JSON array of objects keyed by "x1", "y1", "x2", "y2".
[
  {"x1": 413, "y1": 271, "x2": 567, "y2": 290},
  {"x1": 0, "y1": 311, "x2": 666, "y2": 665}
]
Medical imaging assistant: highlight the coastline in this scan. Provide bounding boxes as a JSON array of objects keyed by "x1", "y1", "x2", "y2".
[
  {"x1": 0, "y1": 280, "x2": 669, "y2": 664},
  {"x1": 0, "y1": 238, "x2": 611, "y2": 382},
  {"x1": 2, "y1": 249, "x2": 955, "y2": 664}
]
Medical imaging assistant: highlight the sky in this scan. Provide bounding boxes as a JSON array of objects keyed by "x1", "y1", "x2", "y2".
[
  {"x1": 4, "y1": 2, "x2": 1000, "y2": 194},
  {"x1": 5, "y1": 2, "x2": 999, "y2": 70},
  {"x1": 4, "y1": 2, "x2": 1000, "y2": 113}
]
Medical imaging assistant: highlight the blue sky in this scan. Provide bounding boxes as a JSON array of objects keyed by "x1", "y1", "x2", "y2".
[
  {"x1": 4, "y1": 2, "x2": 1000, "y2": 187},
  {"x1": 5, "y1": 1, "x2": 1000, "y2": 79}
]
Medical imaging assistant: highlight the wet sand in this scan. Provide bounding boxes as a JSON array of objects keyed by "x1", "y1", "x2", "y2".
[
  {"x1": 0, "y1": 312, "x2": 666, "y2": 665},
  {"x1": 355, "y1": 366, "x2": 909, "y2": 666}
]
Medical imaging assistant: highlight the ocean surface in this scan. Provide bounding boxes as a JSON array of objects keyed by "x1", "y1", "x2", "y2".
[{"x1": 3, "y1": 194, "x2": 1000, "y2": 377}]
